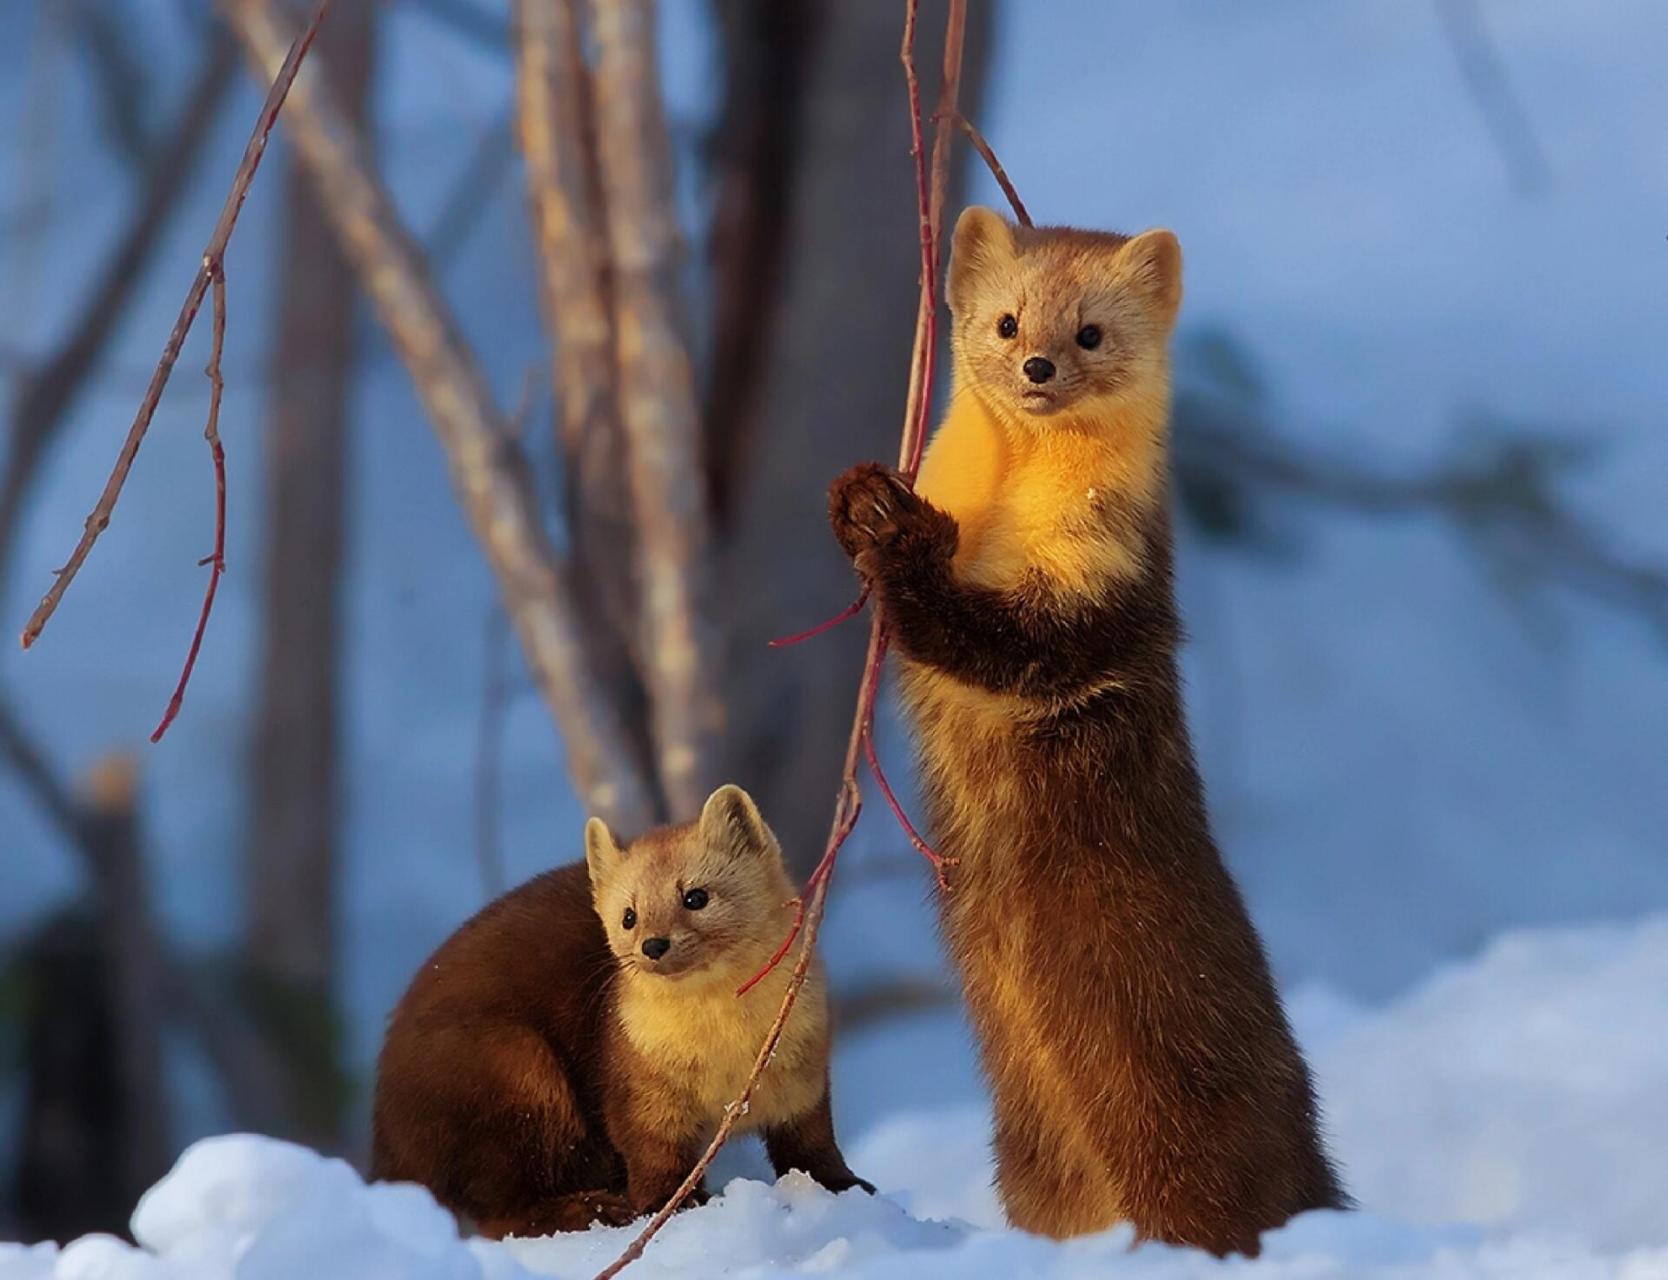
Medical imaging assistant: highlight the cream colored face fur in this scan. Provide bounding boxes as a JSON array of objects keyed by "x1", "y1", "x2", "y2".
[
  {"x1": 947, "y1": 206, "x2": 1182, "y2": 424},
  {"x1": 586, "y1": 785, "x2": 796, "y2": 985}
]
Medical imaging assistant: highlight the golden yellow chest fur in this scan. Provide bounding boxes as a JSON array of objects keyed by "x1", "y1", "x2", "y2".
[
  {"x1": 615, "y1": 962, "x2": 829, "y2": 1137},
  {"x1": 914, "y1": 391, "x2": 1164, "y2": 598}
]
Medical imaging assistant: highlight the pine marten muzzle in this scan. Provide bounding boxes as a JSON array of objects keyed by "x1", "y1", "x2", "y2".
[
  {"x1": 370, "y1": 785, "x2": 869, "y2": 1238},
  {"x1": 829, "y1": 207, "x2": 1345, "y2": 1256}
]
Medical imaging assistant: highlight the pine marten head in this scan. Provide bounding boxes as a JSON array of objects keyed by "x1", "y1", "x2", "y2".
[
  {"x1": 947, "y1": 206, "x2": 1182, "y2": 425},
  {"x1": 585, "y1": 785, "x2": 796, "y2": 984}
]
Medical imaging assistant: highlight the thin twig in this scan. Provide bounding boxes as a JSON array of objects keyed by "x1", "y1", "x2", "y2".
[
  {"x1": 587, "y1": 3, "x2": 964, "y2": 1274},
  {"x1": 20, "y1": 2, "x2": 332, "y2": 652},
  {"x1": 0, "y1": 31, "x2": 238, "y2": 599},
  {"x1": 862, "y1": 723, "x2": 954, "y2": 889},
  {"x1": 767, "y1": 587, "x2": 870, "y2": 649},
  {"x1": 946, "y1": 109, "x2": 1031, "y2": 227},
  {"x1": 150, "y1": 266, "x2": 229, "y2": 743},
  {"x1": 899, "y1": 0, "x2": 939, "y2": 477}
]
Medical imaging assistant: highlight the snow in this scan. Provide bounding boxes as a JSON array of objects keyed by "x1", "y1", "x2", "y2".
[{"x1": 7, "y1": 914, "x2": 1668, "y2": 1279}]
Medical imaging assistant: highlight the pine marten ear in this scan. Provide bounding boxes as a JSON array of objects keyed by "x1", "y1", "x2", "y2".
[
  {"x1": 1117, "y1": 229, "x2": 1183, "y2": 330},
  {"x1": 948, "y1": 205, "x2": 1016, "y2": 314},
  {"x1": 699, "y1": 784, "x2": 775, "y2": 858},
  {"x1": 584, "y1": 816, "x2": 624, "y2": 884}
]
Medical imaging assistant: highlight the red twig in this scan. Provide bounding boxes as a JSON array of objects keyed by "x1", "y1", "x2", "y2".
[
  {"x1": 943, "y1": 109, "x2": 1032, "y2": 227},
  {"x1": 589, "y1": 4, "x2": 961, "y2": 1274},
  {"x1": 19, "y1": 0, "x2": 333, "y2": 654},
  {"x1": 150, "y1": 266, "x2": 229, "y2": 743},
  {"x1": 766, "y1": 586, "x2": 870, "y2": 648},
  {"x1": 900, "y1": 4, "x2": 937, "y2": 479},
  {"x1": 734, "y1": 894, "x2": 807, "y2": 999},
  {"x1": 863, "y1": 724, "x2": 955, "y2": 890}
]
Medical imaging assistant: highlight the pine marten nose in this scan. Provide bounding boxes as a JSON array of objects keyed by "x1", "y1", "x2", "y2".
[
  {"x1": 641, "y1": 936, "x2": 671, "y2": 960},
  {"x1": 1023, "y1": 356, "x2": 1056, "y2": 384}
]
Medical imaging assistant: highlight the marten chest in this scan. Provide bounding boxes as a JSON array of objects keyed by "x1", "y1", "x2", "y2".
[
  {"x1": 915, "y1": 399, "x2": 1150, "y2": 599},
  {"x1": 615, "y1": 972, "x2": 827, "y2": 1134}
]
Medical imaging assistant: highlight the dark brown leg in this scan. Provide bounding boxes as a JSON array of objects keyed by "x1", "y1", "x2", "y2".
[
  {"x1": 606, "y1": 1118, "x2": 706, "y2": 1215},
  {"x1": 474, "y1": 1190, "x2": 636, "y2": 1239},
  {"x1": 763, "y1": 1088, "x2": 873, "y2": 1195}
]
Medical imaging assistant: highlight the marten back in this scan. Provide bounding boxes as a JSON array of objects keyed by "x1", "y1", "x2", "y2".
[{"x1": 370, "y1": 864, "x2": 624, "y2": 1222}]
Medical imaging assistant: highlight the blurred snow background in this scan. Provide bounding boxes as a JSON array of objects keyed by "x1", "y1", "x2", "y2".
[{"x1": 3, "y1": 0, "x2": 1666, "y2": 1274}]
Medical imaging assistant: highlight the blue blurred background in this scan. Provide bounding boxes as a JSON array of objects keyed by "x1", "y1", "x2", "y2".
[{"x1": 2, "y1": 0, "x2": 1663, "y2": 1246}]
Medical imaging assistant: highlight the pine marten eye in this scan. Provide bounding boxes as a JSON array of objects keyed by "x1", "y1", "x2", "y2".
[
  {"x1": 682, "y1": 888, "x2": 709, "y2": 911},
  {"x1": 622, "y1": 907, "x2": 637, "y2": 930},
  {"x1": 1076, "y1": 324, "x2": 1102, "y2": 350},
  {"x1": 996, "y1": 313, "x2": 1018, "y2": 340}
]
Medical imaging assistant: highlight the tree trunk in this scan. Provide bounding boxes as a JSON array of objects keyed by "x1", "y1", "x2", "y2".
[
  {"x1": 714, "y1": 0, "x2": 991, "y2": 872},
  {"x1": 244, "y1": 0, "x2": 374, "y2": 1149}
]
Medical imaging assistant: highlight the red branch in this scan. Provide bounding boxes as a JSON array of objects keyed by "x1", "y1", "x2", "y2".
[
  {"x1": 863, "y1": 721, "x2": 955, "y2": 890},
  {"x1": 150, "y1": 266, "x2": 229, "y2": 743},
  {"x1": 19, "y1": 0, "x2": 333, "y2": 671},
  {"x1": 945, "y1": 109, "x2": 1032, "y2": 227},
  {"x1": 766, "y1": 586, "x2": 870, "y2": 648},
  {"x1": 589, "y1": 5, "x2": 963, "y2": 1275}
]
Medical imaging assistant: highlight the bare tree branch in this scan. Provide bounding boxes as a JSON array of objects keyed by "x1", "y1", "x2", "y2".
[
  {"x1": 513, "y1": 0, "x2": 650, "y2": 726},
  {"x1": 587, "y1": 0, "x2": 726, "y2": 818},
  {"x1": 19, "y1": 6, "x2": 330, "y2": 652},
  {"x1": 220, "y1": 0, "x2": 659, "y2": 834},
  {"x1": 947, "y1": 109, "x2": 1030, "y2": 227},
  {"x1": 0, "y1": 31, "x2": 238, "y2": 599},
  {"x1": 590, "y1": 4, "x2": 966, "y2": 1273},
  {"x1": 149, "y1": 265, "x2": 228, "y2": 743}
]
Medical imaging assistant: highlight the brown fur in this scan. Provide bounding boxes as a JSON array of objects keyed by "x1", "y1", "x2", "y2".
[
  {"x1": 370, "y1": 785, "x2": 869, "y2": 1238},
  {"x1": 827, "y1": 207, "x2": 1344, "y2": 1255}
]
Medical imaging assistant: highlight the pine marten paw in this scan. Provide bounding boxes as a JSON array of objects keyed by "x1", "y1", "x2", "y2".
[
  {"x1": 819, "y1": 1171, "x2": 877, "y2": 1196},
  {"x1": 828, "y1": 462, "x2": 955, "y2": 572}
]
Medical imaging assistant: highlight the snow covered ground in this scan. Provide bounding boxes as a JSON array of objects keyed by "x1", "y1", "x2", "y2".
[{"x1": 6, "y1": 914, "x2": 1666, "y2": 1279}]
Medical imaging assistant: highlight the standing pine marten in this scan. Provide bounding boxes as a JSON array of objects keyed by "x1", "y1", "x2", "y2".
[
  {"x1": 370, "y1": 784, "x2": 869, "y2": 1238},
  {"x1": 827, "y1": 207, "x2": 1344, "y2": 1256}
]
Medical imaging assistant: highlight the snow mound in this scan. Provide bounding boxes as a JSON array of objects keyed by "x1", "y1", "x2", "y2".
[{"x1": 5, "y1": 915, "x2": 1668, "y2": 1279}]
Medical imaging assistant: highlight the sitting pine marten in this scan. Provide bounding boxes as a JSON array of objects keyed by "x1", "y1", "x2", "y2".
[
  {"x1": 370, "y1": 784, "x2": 869, "y2": 1238},
  {"x1": 828, "y1": 208, "x2": 1344, "y2": 1256}
]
